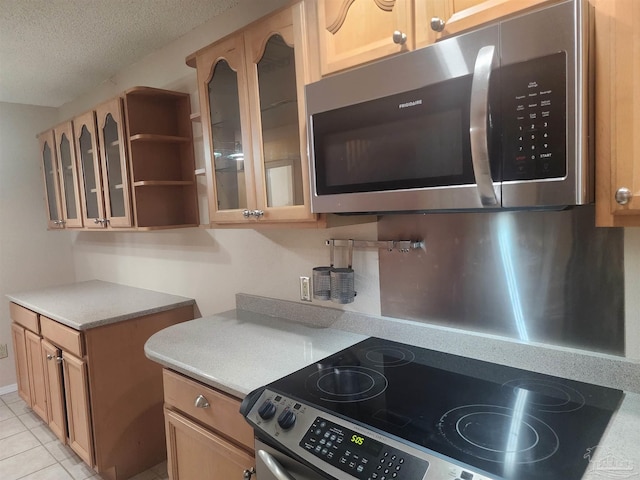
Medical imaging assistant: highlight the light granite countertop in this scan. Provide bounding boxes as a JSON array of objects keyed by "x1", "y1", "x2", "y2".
[
  {"x1": 145, "y1": 302, "x2": 640, "y2": 480},
  {"x1": 6, "y1": 280, "x2": 195, "y2": 330},
  {"x1": 144, "y1": 309, "x2": 366, "y2": 399}
]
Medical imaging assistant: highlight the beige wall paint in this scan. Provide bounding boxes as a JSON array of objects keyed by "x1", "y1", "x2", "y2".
[{"x1": 0, "y1": 102, "x2": 76, "y2": 388}]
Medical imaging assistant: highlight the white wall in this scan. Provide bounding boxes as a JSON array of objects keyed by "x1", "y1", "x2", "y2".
[{"x1": 0, "y1": 102, "x2": 76, "y2": 388}]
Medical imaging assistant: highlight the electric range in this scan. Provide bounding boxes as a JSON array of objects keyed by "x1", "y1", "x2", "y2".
[{"x1": 241, "y1": 337, "x2": 623, "y2": 480}]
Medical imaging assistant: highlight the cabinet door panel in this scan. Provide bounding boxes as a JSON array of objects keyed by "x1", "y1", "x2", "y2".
[
  {"x1": 74, "y1": 111, "x2": 106, "y2": 228},
  {"x1": 433, "y1": 0, "x2": 555, "y2": 39},
  {"x1": 53, "y1": 122, "x2": 83, "y2": 228},
  {"x1": 318, "y1": 0, "x2": 412, "y2": 75},
  {"x1": 38, "y1": 130, "x2": 63, "y2": 229},
  {"x1": 165, "y1": 409, "x2": 254, "y2": 480},
  {"x1": 95, "y1": 97, "x2": 133, "y2": 228},
  {"x1": 11, "y1": 323, "x2": 32, "y2": 406},
  {"x1": 41, "y1": 340, "x2": 66, "y2": 442},
  {"x1": 25, "y1": 331, "x2": 48, "y2": 422},
  {"x1": 596, "y1": 0, "x2": 640, "y2": 223},
  {"x1": 245, "y1": 4, "x2": 316, "y2": 222},
  {"x1": 198, "y1": 34, "x2": 256, "y2": 223},
  {"x1": 63, "y1": 352, "x2": 94, "y2": 466}
]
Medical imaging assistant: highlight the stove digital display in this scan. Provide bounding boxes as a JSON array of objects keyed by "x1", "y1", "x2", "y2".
[{"x1": 299, "y1": 416, "x2": 428, "y2": 480}]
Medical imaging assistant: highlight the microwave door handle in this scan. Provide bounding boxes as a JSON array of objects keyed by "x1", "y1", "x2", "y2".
[
  {"x1": 258, "y1": 449, "x2": 298, "y2": 480},
  {"x1": 470, "y1": 45, "x2": 500, "y2": 207}
]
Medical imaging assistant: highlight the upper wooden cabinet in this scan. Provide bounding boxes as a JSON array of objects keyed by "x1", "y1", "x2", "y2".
[
  {"x1": 95, "y1": 97, "x2": 134, "y2": 228},
  {"x1": 38, "y1": 125, "x2": 84, "y2": 230},
  {"x1": 194, "y1": 3, "x2": 318, "y2": 225},
  {"x1": 314, "y1": 0, "x2": 555, "y2": 75},
  {"x1": 37, "y1": 130, "x2": 64, "y2": 229},
  {"x1": 53, "y1": 122, "x2": 84, "y2": 228},
  {"x1": 428, "y1": 0, "x2": 558, "y2": 39},
  {"x1": 317, "y1": 0, "x2": 413, "y2": 75},
  {"x1": 69, "y1": 87, "x2": 199, "y2": 230},
  {"x1": 74, "y1": 110, "x2": 107, "y2": 228},
  {"x1": 595, "y1": 0, "x2": 640, "y2": 226}
]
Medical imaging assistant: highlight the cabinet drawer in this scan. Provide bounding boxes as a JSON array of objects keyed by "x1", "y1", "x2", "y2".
[
  {"x1": 40, "y1": 316, "x2": 83, "y2": 357},
  {"x1": 10, "y1": 303, "x2": 39, "y2": 333},
  {"x1": 163, "y1": 369, "x2": 253, "y2": 451}
]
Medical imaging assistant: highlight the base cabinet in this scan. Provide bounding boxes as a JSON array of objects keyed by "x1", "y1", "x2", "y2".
[
  {"x1": 41, "y1": 339, "x2": 66, "y2": 442},
  {"x1": 9, "y1": 302, "x2": 195, "y2": 480},
  {"x1": 162, "y1": 369, "x2": 255, "y2": 480},
  {"x1": 165, "y1": 410, "x2": 255, "y2": 480},
  {"x1": 11, "y1": 323, "x2": 31, "y2": 406},
  {"x1": 24, "y1": 330, "x2": 49, "y2": 422},
  {"x1": 62, "y1": 351, "x2": 94, "y2": 466}
]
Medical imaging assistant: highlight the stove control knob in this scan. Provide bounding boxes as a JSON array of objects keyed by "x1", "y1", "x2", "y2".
[
  {"x1": 277, "y1": 408, "x2": 296, "y2": 430},
  {"x1": 258, "y1": 399, "x2": 277, "y2": 420}
]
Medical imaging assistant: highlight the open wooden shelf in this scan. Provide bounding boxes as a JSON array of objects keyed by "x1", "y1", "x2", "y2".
[
  {"x1": 133, "y1": 180, "x2": 194, "y2": 187},
  {"x1": 129, "y1": 134, "x2": 191, "y2": 143},
  {"x1": 124, "y1": 87, "x2": 199, "y2": 229}
]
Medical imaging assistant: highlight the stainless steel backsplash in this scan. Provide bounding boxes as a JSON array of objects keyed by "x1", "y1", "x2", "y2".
[{"x1": 378, "y1": 206, "x2": 624, "y2": 355}]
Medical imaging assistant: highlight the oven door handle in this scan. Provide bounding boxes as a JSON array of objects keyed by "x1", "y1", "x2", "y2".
[
  {"x1": 258, "y1": 449, "x2": 298, "y2": 480},
  {"x1": 470, "y1": 44, "x2": 500, "y2": 207}
]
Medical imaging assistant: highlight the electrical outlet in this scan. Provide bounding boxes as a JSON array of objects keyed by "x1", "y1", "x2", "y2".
[
  {"x1": 300, "y1": 276, "x2": 311, "y2": 302},
  {"x1": 0, "y1": 343, "x2": 8, "y2": 359}
]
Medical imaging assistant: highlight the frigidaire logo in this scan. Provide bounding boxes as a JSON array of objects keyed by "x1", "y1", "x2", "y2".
[{"x1": 399, "y1": 99, "x2": 423, "y2": 109}]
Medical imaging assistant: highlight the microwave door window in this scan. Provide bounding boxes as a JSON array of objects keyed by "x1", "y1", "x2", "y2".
[
  {"x1": 313, "y1": 78, "x2": 476, "y2": 195},
  {"x1": 323, "y1": 110, "x2": 465, "y2": 190}
]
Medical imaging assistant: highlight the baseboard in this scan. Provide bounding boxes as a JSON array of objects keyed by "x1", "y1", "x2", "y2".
[{"x1": 0, "y1": 383, "x2": 18, "y2": 396}]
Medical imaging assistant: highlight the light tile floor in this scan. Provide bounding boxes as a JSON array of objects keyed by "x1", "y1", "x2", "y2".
[{"x1": 0, "y1": 391, "x2": 169, "y2": 480}]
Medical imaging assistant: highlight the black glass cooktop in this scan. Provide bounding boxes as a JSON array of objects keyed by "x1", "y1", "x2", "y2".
[{"x1": 267, "y1": 337, "x2": 623, "y2": 480}]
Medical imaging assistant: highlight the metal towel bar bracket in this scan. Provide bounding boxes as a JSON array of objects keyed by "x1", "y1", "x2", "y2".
[{"x1": 326, "y1": 239, "x2": 424, "y2": 253}]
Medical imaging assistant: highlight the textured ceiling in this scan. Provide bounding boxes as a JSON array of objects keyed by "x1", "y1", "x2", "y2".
[{"x1": 0, "y1": 0, "x2": 240, "y2": 107}]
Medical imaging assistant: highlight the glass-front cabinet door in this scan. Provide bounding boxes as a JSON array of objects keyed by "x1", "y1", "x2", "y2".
[
  {"x1": 74, "y1": 111, "x2": 106, "y2": 229},
  {"x1": 53, "y1": 122, "x2": 83, "y2": 228},
  {"x1": 196, "y1": 3, "x2": 316, "y2": 224},
  {"x1": 38, "y1": 130, "x2": 63, "y2": 229},
  {"x1": 95, "y1": 98, "x2": 133, "y2": 227},
  {"x1": 245, "y1": 4, "x2": 315, "y2": 222},
  {"x1": 197, "y1": 34, "x2": 255, "y2": 223}
]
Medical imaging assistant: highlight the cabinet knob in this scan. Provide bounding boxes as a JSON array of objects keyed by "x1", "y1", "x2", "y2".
[
  {"x1": 615, "y1": 187, "x2": 633, "y2": 205},
  {"x1": 48, "y1": 354, "x2": 63, "y2": 363},
  {"x1": 392, "y1": 30, "x2": 407, "y2": 45},
  {"x1": 253, "y1": 210, "x2": 264, "y2": 218},
  {"x1": 242, "y1": 209, "x2": 252, "y2": 218},
  {"x1": 194, "y1": 394, "x2": 210, "y2": 409},
  {"x1": 243, "y1": 467, "x2": 256, "y2": 480},
  {"x1": 431, "y1": 17, "x2": 446, "y2": 32}
]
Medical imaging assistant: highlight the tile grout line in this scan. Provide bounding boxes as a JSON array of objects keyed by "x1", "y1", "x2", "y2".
[{"x1": 14, "y1": 459, "x2": 59, "y2": 480}]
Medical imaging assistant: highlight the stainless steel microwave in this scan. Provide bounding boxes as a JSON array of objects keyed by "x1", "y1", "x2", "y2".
[{"x1": 305, "y1": 0, "x2": 592, "y2": 214}]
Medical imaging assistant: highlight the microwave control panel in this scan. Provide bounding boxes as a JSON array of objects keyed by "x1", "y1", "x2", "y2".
[{"x1": 501, "y1": 52, "x2": 567, "y2": 181}]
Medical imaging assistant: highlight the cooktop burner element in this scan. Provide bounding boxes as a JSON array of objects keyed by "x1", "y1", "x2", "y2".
[
  {"x1": 438, "y1": 404, "x2": 559, "y2": 464},
  {"x1": 502, "y1": 378, "x2": 586, "y2": 413},
  {"x1": 242, "y1": 337, "x2": 623, "y2": 480},
  {"x1": 359, "y1": 344, "x2": 416, "y2": 367},
  {"x1": 307, "y1": 366, "x2": 388, "y2": 403}
]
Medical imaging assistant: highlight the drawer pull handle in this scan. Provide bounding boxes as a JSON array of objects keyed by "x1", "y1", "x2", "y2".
[{"x1": 194, "y1": 394, "x2": 210, "y2": 409}]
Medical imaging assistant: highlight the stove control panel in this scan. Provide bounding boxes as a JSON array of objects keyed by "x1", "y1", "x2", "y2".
[
  {"x1": 301, "y1": 416, "x2": 428, "y2": 480},
  {"x1": 245, "y1": 389, "x2": 497, "y2": 480}
]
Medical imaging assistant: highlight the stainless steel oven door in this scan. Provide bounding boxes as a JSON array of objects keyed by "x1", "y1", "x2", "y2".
[{"x1": 255, "y1": 439, "x2": 332, "y2": 480}]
